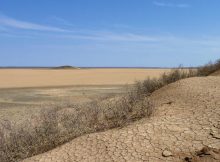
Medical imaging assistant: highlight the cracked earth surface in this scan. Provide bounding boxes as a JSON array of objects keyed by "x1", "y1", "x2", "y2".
[{"x1": 23, "y1": 76, "x2": 220, "y2": 162}]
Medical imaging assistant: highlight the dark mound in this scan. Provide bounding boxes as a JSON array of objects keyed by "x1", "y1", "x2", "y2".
[{"x1": 53, "y1": 65, "x2": 80, "y2": 69}]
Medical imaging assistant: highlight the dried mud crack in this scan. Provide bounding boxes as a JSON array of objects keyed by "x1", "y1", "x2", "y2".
[{"x1": 24, "y1": 76, "x2": 220, "y2": 162}]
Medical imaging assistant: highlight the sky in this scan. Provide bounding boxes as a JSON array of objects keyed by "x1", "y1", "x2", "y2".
[{"x1": 0, "y1": 0, "x2": 220, "y2": 67}]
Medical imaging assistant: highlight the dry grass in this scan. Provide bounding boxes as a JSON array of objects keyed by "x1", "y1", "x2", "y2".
[
  {"x1": 134, "y1": 68, "x2": 196, "y2": 98},
  {"x1": 0, "y1": 98, "x2": 153, "y2": 162},
  {"x1": 198, "y1": 59, "x2": 220, "y2": 76},
  {"x1": 1, "y1": 60, "x2": 220, "y2": 162}
]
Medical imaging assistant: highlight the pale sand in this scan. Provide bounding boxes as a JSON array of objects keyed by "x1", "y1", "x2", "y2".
[{"x1": 0, "y1": 68, "x2": 171, "y2": 88}]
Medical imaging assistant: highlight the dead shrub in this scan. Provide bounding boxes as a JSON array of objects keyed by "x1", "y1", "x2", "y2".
[
  {"x1": 0, "y1": 108, "x2": 62, "y2": 162},
  {"x1": 198, "y1": 59, "x2": 220, "y2": 76},
  {"x1": 0, "y1": 96, "x2": 153, "y2": 162},
  {"x1": 132, "y1": 68, "x2": 197, "y2": 101}
]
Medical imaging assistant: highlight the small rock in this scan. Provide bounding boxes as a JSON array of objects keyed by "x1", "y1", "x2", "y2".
[
  {"x1": 184, "y1": 157, "x2": 192, "y2": 162},
  {"x1": 165, "y1": 101, "x2": 173, "y2": 105},
  {"x1": 210, "y1": 130, "x2": 220, "y2": 139},
  {"x1": 162, "y1": 150, "x2": 172, "y2": 157}
]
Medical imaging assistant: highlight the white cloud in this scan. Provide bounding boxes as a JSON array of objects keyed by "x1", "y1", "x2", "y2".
[
  {"x1": 153, "y1": 1, "x2": 190, "y2": 8},
  {"x1": 0, "y1": 14, "x2": 67, "y2": 32},
  {"x1": 0, "y1": 13, "x2": 171, "y2": 42},
  {"x1": 0, "y1": 15, "x2": 163, "y2": 42},
  {"x1": 53, "y1": 31, "x2": 165, "y2": 42}
]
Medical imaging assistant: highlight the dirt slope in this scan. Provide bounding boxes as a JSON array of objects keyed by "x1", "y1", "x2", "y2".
[{"x1": 23, "y1": 76, "x2": 220, "y2": 162}]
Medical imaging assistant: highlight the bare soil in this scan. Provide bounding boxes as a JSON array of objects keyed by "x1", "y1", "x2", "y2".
[
  {"x1": 23, "y1": 76, "x2": 220, "y2": 162},
  {"x1": 0, "y1": 68, "x2": 170, "y2": 88}
]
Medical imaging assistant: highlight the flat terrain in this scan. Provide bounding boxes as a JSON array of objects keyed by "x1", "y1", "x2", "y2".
[
  {"x1": 0, "y1": 85, "x2": 125, "y2": 122},
  {"x1": 0, "y1": 68, "x2": 170, "y2": 88},
  {"x1": 0, "y1": 68, "x2": 170, "y2": 122},
  {"x1": 24, "y1": 76, "x2": 220, "y2": 162}
]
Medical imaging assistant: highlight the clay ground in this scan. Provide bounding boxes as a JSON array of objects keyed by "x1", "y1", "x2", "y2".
[
  {"x1": 0, "y1": 85, "x2": 125, "y2": 122},
  {"x1": 23, "y1": 76, "x2": 220, "y2": 162}
]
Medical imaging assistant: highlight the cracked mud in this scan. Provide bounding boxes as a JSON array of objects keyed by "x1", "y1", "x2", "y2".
[{"x1": 23, "y1": 76, "x2": 220, "y2": 162}]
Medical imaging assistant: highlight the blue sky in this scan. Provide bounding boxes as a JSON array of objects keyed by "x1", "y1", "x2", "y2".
[{"x1": 0, "y1": 0, "x2": 220, "y2": 67}]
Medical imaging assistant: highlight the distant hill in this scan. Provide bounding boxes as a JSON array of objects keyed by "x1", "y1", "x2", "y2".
[{"x1": 53, "y1": 65, "x2": 80, "y2": 69}]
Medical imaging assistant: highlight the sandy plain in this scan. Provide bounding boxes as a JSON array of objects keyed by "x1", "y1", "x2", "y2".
[
  {"x1": 0, "y1": 68, "x2": 171, "y2": 89},
  {"x1": 0, "y1": 68, "x2": 170, "y2": 122}
]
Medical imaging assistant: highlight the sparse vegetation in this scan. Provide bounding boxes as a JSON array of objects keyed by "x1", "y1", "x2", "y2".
[
  {"x1": 197, "y1": 59, "x2": 220, "y2": 76},
  {"x1": 134, "y1": 68, "x2": 196, "y2": 98},
  {"x1": 0, "y1": 60, "x2": 220, "y2": 162},
  {"x1": 0, "y1": 98, "x2": 152, "y2": 162}
]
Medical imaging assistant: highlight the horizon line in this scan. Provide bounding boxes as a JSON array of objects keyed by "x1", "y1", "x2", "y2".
[{"x1": 0, "y1": 66, "x2": 198, "y2": 69}]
